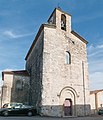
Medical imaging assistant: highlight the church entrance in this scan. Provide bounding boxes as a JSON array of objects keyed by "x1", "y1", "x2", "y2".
[
  {"x1": 59, "y1": 87, "x2": 77, "y2": 116},
  {"x1": 64, "y1": 98, "x2": 72, "y2": 116}
]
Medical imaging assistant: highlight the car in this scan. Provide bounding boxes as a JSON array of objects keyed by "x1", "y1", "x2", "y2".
[
  {"x1": 0, "y1": 103, "x2": 37, "y2": 116},
  {"x1": 98, "y1": 108, "x2": 103, "y2": 115}
]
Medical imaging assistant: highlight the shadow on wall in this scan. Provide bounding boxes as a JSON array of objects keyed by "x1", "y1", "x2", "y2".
[
  {"x1": 10, "y1": 78, "x2": 30, "y2": 104},
  {"x1": 25, "y1": 31, "x2": 44, "y2": 108},
  {"x1": 37, "y1": 104, "x2": 91, "y2": 117}
]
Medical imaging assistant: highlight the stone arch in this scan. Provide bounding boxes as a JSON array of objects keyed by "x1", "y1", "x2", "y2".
[
  {"x1": 59, "y1": 86, "x2": 78, "y2": 116},
  {"x1": 61, "y1": 14, "x2": 66, "y2": 31},
  {"x1": 59, "y1": 86, "x2": 78, "y2": 97}
]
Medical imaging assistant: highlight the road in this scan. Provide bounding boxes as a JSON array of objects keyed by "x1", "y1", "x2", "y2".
[{"x1": 0, "y1": 116, "x2": 103, "y2": 120}]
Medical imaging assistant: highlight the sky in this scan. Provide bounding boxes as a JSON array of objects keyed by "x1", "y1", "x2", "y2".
[{"x1": 0, "y1": 0, "x2": 103, "y2": 90}]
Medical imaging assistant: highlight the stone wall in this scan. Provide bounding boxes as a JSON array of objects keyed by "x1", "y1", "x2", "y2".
[
  {"x1": 11, "y1": 75, "x2": 30, "y2": 104},
  {"x1": 40, "y1": 24, "x2": 90, "y2": 116},
  {"x1": 1, "y1": 73, "x2": 30, "y2": 107},
  {"x1": 26, "y1": 30, "x2": 44, "y2": 108},
  {"x1": 25, "y1": 8, "x2": 90, "y2": 117},
  {"x1": 90, "y1": 93, "x2": 96, "y2": 114},
  {"x1": 1, "y1": 74, "x2": 13, "y2": 106}
]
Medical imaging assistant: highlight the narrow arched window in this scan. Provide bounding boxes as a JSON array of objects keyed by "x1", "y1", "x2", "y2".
[
  {"x1": 65, "y1": 51, "x2": 71, "y2": 64},
  {"x1": 61, "y1": 14, "x2": 66, "y2": 31}
]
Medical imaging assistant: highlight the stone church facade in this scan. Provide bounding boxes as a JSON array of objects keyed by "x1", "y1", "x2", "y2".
[
  {"x1": 25, "y1": 8, "x2": 90, "y2": 117},
  {"x1": 1, "y1": 8, "x2": 90, "y2": 117}
]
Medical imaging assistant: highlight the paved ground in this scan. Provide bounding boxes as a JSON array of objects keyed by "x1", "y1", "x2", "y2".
[{"x1": 0, "y1": 116, "x2": 103, "y2": 120}]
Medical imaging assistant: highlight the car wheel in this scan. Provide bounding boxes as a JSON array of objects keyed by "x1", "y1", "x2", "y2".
[
  {"x1": 3, "y1": 111, "x2": 8, "y2": 116},
  {"x1": 27, "y1": 111, "x2": 33, "y2": 116}
]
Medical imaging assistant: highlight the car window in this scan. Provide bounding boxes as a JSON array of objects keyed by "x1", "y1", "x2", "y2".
[
  {"x1": 21, "y1": 105, "x2": 32, "y2": 108},
  {"x1": 3, "y1": 103, "x2": 24, "y2": 109}
]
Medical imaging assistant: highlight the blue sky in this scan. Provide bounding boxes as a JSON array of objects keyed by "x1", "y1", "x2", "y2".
[{"x1": 0, "y1": 0, "x2": 103, "y2": 90}]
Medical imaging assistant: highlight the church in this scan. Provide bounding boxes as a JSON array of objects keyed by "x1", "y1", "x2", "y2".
[{"x1": 2, "y1": 8, "x2": 90, "y2": 117}]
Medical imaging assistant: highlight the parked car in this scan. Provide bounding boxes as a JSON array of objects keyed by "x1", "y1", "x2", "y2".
[
  {"x1": 98, "y1": 108, "x2": 103, "y2": 115},
  {"x1": 0, "y1": 103, "x2": 37, "y2": 116}
]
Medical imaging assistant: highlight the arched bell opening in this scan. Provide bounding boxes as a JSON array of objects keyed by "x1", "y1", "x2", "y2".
[{"x1": 61, "y1": 14, "x2": 66, "y2": 31}]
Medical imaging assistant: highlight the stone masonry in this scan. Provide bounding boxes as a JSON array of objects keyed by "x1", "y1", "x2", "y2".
[
  {"x1": 1, "y1": 70, "x2": 30, "y2": 107},
  {"x1": 25, "y1": 8, "x2": 90, "y2": 117}
]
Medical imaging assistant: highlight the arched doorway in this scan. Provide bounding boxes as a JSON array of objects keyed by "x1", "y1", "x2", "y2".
[
  {"x1": 59, "y1": 86, "x2": 78, "y2": 117},
  {"x1": 64, "y1": 98, "x2": 72, "y2": 116}
]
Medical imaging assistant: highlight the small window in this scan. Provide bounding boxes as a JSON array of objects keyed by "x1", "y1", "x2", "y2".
[
  {"x1": 65, "y1": 51, "x2": 71, "y2": 64},
  {"x1": 16, "y1": 80, "x2": 23, "y2": 90},
  {"x1": 61, "y1": 14, "x2": 66, "y2": 31}
]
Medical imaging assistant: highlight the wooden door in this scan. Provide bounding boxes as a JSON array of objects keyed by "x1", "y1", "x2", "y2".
[{"x1": 64, "y1": 98, "x2": 72, "y2": 116}]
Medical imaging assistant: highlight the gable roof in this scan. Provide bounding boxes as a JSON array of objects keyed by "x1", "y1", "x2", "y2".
[
  {"x1": 71, "y1": 30, "x2": 88, "y2": 44},
  {"x1": 25, "y1": 24, "x2": 56, "y2": 60},
  {"x1": 2, "y1": 70, "x2": 29, "y2": 80},
  {"x1": 25, "y1": 24, "x2": 44, "y2": 60},
  {"x1": 48, "y1": 7, "x2": 71, "y2": 22},
  {"x1": 25, "y1": 8, "x2": 88, "y2": 60}
]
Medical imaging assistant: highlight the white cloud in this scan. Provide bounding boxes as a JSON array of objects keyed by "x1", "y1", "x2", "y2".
[
  {"x1": 2, "y1": 69, "x2": 14, "y2": 72},
  {"x1": 3, "y1": 30, "x2": 34, "y2": 39},
  {"x1": 89, "y1": 72, "x2": 103, "y2": 90},
  {"x1": 87, "y1": 44, "x2": 103, "y2": 58},
  {"x1": 4, "y1": 31, "x2": 15, "y2": 38},
  {"x1": 97, "y1": 44, "x2": 103, "y2": 49},
  {"x1": 88, "y1": 43, "x2": 103, "y2": 90}
]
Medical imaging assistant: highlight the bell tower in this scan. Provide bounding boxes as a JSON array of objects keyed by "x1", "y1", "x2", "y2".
[{"x1": 48, "y1": 8, "x2": 71, "y2": 34}]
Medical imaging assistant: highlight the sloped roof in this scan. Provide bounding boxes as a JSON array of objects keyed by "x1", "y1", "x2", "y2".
[
  {"x1": 48, "y1": 7, "x2": 71, "y2": 22},
  {"x1": 2, "y1": 70, "x2": 29, "y2": 80},
  {"x1": 90, "y1": 89, "x2": 103, "y2": 94},
  {"x1": 25, "y1": 24, "x2": 56, "y2": 60},
  {"x1": 25, "y1": 8, "x2": 88, "y2": 60},
  {"x1": 71, "y1": 31, "x2": 88, "y2": 44}
]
